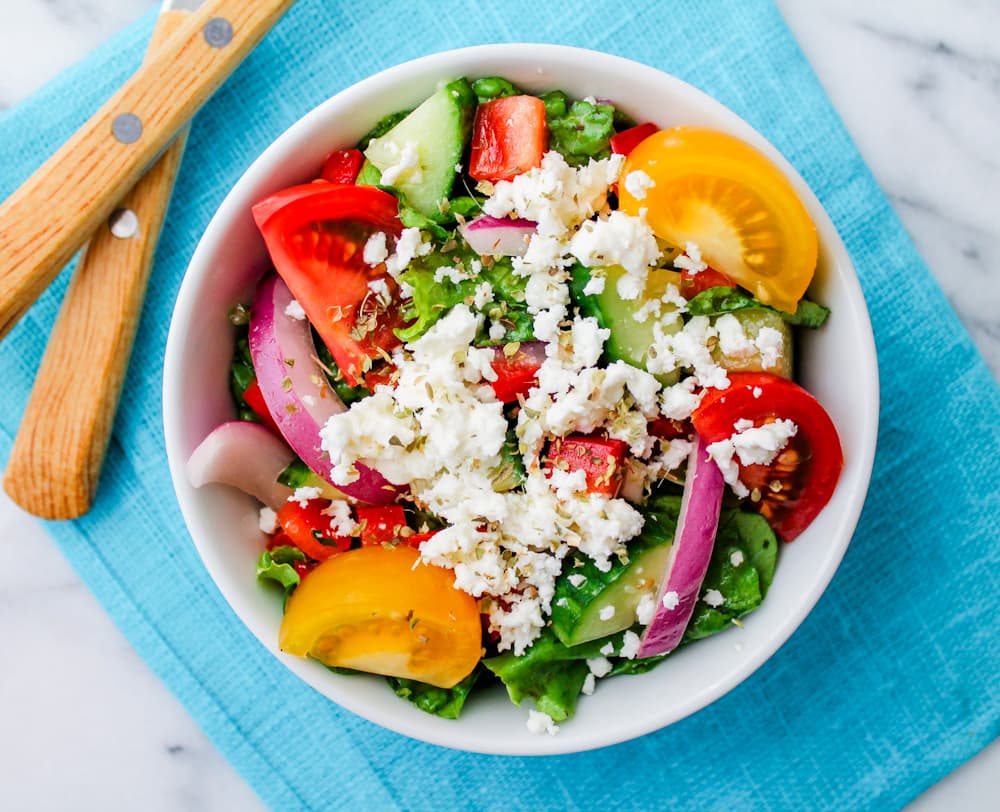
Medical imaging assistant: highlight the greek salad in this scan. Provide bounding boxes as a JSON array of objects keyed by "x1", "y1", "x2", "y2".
[{"x1": 187, "y1": 76, "x2": 843, "y2": 733}]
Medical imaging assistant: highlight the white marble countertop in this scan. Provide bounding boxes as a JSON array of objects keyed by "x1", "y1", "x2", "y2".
[{"x1": 0, "y1": 1, "x2": 997, "y2": 810}]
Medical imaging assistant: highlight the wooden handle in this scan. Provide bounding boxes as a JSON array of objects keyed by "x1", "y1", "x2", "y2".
[
  {"x1": 3, "y1": 11, "x2": 195, "y2": 520},
  {"x1": 0, "y1": 0, "x2": 295, "y2": 341}
]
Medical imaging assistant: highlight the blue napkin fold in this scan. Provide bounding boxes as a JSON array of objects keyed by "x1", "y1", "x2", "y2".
[{"x1": 2, "y1": 1, "x2": 998, "y2": 809}]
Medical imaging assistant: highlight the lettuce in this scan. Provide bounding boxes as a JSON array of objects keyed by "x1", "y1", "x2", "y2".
[
  {"x1": 256, "y1": 546, "x2": 306, "y2": 610},
  {"x1": 686, "y1": 286, "x2": 831, "y2": 328},
  {"x1": 387, "y1": 669, "x2": 481, "y2": 719}
]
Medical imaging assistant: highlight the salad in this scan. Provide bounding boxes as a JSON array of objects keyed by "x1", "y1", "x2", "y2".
[{"x1": 187, "y1": 75, "x2": 843, "y2": 733}]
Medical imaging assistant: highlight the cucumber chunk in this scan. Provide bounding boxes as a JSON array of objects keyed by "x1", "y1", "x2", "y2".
[
  {"x1": 551, "y1": 504, "x2": 677, "y2": 646},
  {"x1": 363, "y1": 78, "x2": 476, "y2": 219},
  {"x1": 570, "y1": 263, "x2": 684, "y2": 386},
  {"x1": 711, "y1": 309, "x2": 793, "y2": 379}
]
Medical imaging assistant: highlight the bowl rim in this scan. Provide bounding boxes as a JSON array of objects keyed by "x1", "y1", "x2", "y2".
[{"x1": 163, "y1": 42, "x2": 880, "y2": 755}]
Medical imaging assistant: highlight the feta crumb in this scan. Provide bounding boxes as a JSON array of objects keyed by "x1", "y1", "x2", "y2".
[
  {"x1": 363, "y1": 231, "x2": 388, "y2": 266},
  {"x1": 581, "y1": 673, "x2": 597, "y2": 695},
  {"x1": 288, "y1": 486, "x2": 322, "y2": 507},
  {"x1": 323, "y1": 500, "x2": 357, "y2": 537},
  {"x1": 599, "y1": 641, "x2": 615, "y2": 656},
  {"x1": 619, "y1": 630, "x2": 641, "y2": 659},
  {"x1": 623, "y1": 169, "x2": 655, "y2": 200},
  {"x1": 754, "y1": 325, "x2": 785, "y2": 369},
  {"x1": 488, "y1": 320, "x2": 507, "y2": 341},
  {"x1": 587, "y1": 657, "x2": 613, "y2": 678},
  {"x1": 636, "y1": 593, "x2": 656, "y2": 626},
  {"x1": 472, "y1": 281, "x2": 495, "y2": 309},
  {"x1": 526, "y1": 709, "x2": 560, "y2": 736},
  {"x1": 752, "y1": 386, "x2": 763, "y2": 399},
  {"x1": 673, "y1": 242, "x2": 707, "y2": 273},
  {"x1": 582, "y1": 274, "x2": 606, "y2": 296},
  {"x1": 730, "y1": 550, "x2": 745, "y2": 567},
  {"x1": 662, "y1": 590, "x2": 680, "y2": 610},
  {"x1": 567, "y1": 573, "x2": 587, "y2": 588},
  {"x1": 379, "y1": 140, "x2": 422, "y2": 186},
  {"x1": 598, "y1": 605, "x2": 615, "y2": 621},
  {"x1": 283, "y1": 299, "x2": 306, "y2": 321},
  {"x1": 703, "y1": 589, "x2": 725, "y2": 608},
  {"x1": 258, "y1": 506, "x2": 277, "y2": 534},
  {"x1": 706, "y1": 418, "x2": 798, "y2": 498}
]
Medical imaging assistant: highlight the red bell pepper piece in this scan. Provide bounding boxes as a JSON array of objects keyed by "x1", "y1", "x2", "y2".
[
  {"x1": 610, "y1": 122, "x2": 659, "y2": 156},
  {"x1": 489, "y1": 341, "x2": 546, "y2": 403},
  {"x1": 356, "y1": 504, "x2": 408, "y2": 546},
  {"x1": 545, "y1": 434, "x2": 629, "y2": 498},
  {"x1": 470, "y1": 96, "x2": 548, "y2": 182},
  {"x1": 320, "y1": 149, "x2": 364, "y2": 184}
]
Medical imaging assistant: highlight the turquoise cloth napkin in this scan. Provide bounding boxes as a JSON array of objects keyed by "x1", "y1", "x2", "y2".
[{"x1": 2, "y1": 1, "x2": 998, "y2": 809}]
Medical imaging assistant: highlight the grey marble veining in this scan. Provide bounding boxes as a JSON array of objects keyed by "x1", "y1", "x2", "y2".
[{"x1": 0, "y1": 1, "x2": 997, "y2": 811}]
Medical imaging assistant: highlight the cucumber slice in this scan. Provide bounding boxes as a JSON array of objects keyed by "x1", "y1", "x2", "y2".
[
  {"x1": 551, "y1": 504, "x2": 678, "y2": 646},
  {"x1": 570, "y1": 263, "x2": 684, "y2": 386},
  {"x1": 277, "y1": 459, "x2": 344, "y2": 501},
  {"x1": 711, "y1": 309, "x2": 793, "y2": 379},
  {"x1": 363, "y1": 78, "x2": 476, "y2": 218}
]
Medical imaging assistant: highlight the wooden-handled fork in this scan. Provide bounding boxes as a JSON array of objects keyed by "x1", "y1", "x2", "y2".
[{"x1": 1, "y1": 0, "x2": 296, "y2": 519}]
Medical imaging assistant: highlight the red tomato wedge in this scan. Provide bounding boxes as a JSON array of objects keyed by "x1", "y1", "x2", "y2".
[
  {"x1": 253, "y1": 184, "x2": 405, "y2": 386},
  {"x1": 276, "y1": 499, "x2": 353, "y2": 561},
  {"x1": 470, "y1": 95, "x2": 548, "y2": 182},
  {"x1": 610, "y1": 122, "x2": 659, "y2": 156},
  {"x1": 545, "y1": 434, "x2": 629, "y2": 498},
  {"x1": 692, "y1": 373, "x2": 843, "y2": 541},
  {"x1": 320, "y1": 149, "x2": 364, "y2": 184},
  {"x1": 678, "y1": 266, "x2": 738, "y2": 300}
]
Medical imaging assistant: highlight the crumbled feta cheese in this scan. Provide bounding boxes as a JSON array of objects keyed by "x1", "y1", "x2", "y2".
[
  {"x1": 567, "y1": 573, "x2": 587, "y2": 588},
  {"x1": 488, "y1": 320, "x2": 507, "y2": 341},
  {"x1": 363, "y1": 232, "x2": 388, "y2": 266},
  {"x1": 623, "y1": 169, "x2": 655, "y2": 200},
  {"x1": 483, "y1": 151, "x2": 624, "y2": 238},
  {"x1": 660, "y1": 377, "x2": 703, "y2": 420},
  {"x1": 367, "y1": 278, "x2": 391, "y2": 305},
  {"x1": 283, "y1": 299, "x2": 306, "y2": 321},
  {"x1": 730, "y1": 550, "x2": 745, "y2": 567},
  {"x1": 472, "y1": 281, "x2": 494, "y2": 308},
  {"x1": 703, "y1": 589, "x2": 725, "y2": 607},
  {"x1": 706, "y1": 419, "x2": 797, "y2": 498},
  {"x1": 379, "y1": 140, "x2": 422, "y2": 186},
  {"x1": 569, "y1": 210, "x2": 661, "y2": 295},
  {"x1": 636, "y1": 593, "x2": 656, "y2": 626},
  {"x1": 258, "y1": 506, "x2": 277, "y2": 534},
  {"x1": 754, "y1": 325, "x2": 785, "y2": 369},
  {"x1": 662, "y1": 590, "x2": 680, "y2": 610},
  {"x1": 323, "y1": 500, "x2": 357, "y2": 537},
  {"x1": 587, "y1": 657, "x2": 613, "y2": 678},
  {"x1": 581, "y1": 673, "x2": 597, "y2": 695},
  {"x1": 599, "y1": 641, "x2": 616, "y2": 656},
  {"x1": 598, "y1": 605, "x2": 615, "y2": 621},
  {"x1": 752, "y1": 386, "x2": 763, "y2": 399},
  {"x1": 526, "y1": 709, "x2": 559, "y2": 736},
  {"x1": 673, "y1": 242, "x2": 707, "y2": 273},
  {"x1": 288, "y1": 486, "x2": 322, "y2": 507},
  {"x1": 715, "y1": 313, "x2": 755, "y2": 357},
  {"x1": 582, "y1": 274, "x2": 606, "y2": 296},
  {"x1": 619, "y1": 630, "x2": 641, "y2": 659},
  {"x1": 384, "y1": 227, "x2": 432, "y2": 278}
]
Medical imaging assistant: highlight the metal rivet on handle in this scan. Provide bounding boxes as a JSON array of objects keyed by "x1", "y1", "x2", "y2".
[
  {"x1": 203, "y1": 17, "x2": 234, "y2": 48},
  {"x1": 111, "y1": 113, "x2": 142, "y2": 144},
  {"x1": 108, "y1": 208, "x2": 139, "y2": 239}
]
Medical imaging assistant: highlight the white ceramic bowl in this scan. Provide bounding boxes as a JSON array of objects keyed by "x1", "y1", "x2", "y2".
[{"x1": 164, "y1": 44, "x2": 879, "y2": 755}]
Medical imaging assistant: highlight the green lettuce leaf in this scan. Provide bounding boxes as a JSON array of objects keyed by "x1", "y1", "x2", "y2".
[
  {"x1": 686, "y1": 286, "x2": 831, "y2": 328},
  {"x1": 387, "y1": 669, "x2": 481, "y2": 719},
  {"x1": 256, "y1": 546, "x2": 306, "y2": 610},
  {"x1": 683, "y1": 509, "x2": 778, "y2": 641}
]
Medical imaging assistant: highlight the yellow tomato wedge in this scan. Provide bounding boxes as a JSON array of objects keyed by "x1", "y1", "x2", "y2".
[
  {"x1": 619, "y1": 127, "x2": 818, "y2": 314},
  {"x1": 279, "y1": 545, "x2": 482, "y2": 688}
]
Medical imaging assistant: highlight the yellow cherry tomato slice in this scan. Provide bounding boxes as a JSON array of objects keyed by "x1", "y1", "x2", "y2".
[
  {"x1": 619, "y1": 127, "x2": 818, "y2": 314},
  {"x1": 279, "y1": 545, "x2": 482, "y2": 688}
]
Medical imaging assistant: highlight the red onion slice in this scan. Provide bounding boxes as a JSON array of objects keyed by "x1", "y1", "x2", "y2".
[
  {"x1": 637, "y1": 433, "x2": 725, "y2": 657},
  {"x1": 249, "y1": 273, "x2": 399, "y2": 505},
  {"x1": 460, "y1": 215, "x2": 536, "y2": 257},
  {"x1": 186, "y1": 421, "x2": 295, "y2": 510}
]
